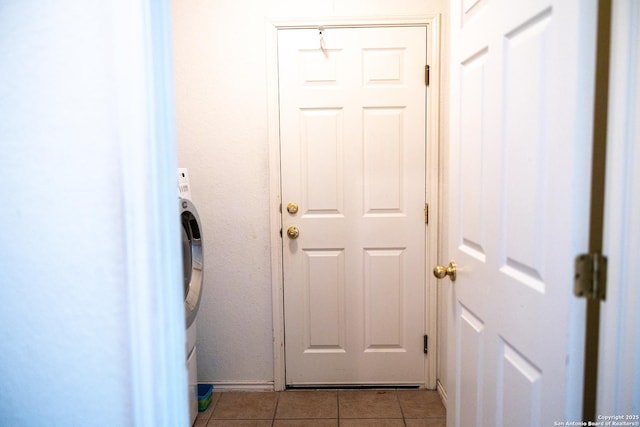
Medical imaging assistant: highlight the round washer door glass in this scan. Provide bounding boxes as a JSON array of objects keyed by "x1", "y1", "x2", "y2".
[{"x1": 180, "y1": 198, "x2": 203, "y2": 328}]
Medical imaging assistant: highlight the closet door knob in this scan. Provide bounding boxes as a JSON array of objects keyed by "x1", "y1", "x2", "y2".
[
  {"x1": 286, "y1": 226, "x2": 300, "y2": 239},
  {"x1": 433, "y1": 261, "x2": 457, "y2": 282}
]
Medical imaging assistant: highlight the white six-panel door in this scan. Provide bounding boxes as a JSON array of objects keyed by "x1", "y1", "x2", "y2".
[
  {"x1": 278, "y1": 26, "x2": 427, "y2": 385},
  {"x1": 448, "y1": 0, "x2": 593, "y2": 425}
]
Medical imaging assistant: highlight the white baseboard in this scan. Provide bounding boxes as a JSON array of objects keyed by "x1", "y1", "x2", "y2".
[
  {"x1": 436, "y1": 379, "x2": 447, "y2": 409},
  {"x1": 206, "y1": 381, "x2": 275, "y2": 392}
]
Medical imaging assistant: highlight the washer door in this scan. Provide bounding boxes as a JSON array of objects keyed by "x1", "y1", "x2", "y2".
[{"x1": 180, "y1": 198, "x2": 203, "y2": 328}]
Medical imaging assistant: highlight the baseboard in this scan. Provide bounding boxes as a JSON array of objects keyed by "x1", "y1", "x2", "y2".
[
  {"x1": 206, "y1": 381, "x2": 275, "y2": 392},
  {"x1": 436, "y1": 379, "x2": 447, "y2": 409},
  {"x1": 204, "y1": 380, "x2": 443, "y2": 396}
]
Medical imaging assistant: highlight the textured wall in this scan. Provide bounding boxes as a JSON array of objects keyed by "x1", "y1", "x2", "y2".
[
  {"x1": 0, "y1": 2, "x2": 132, "y2": 424},
  {"x1": 0, "y1": 1, "x2": 186, "y2": 425},
  {"x1": 171, "y1": 0, "x2": 445, "y2": 386}
]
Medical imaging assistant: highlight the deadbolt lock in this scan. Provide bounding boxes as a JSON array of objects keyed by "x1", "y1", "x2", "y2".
[{"x1": 286, "y1": 202, "x2": 299, "y2": 214}]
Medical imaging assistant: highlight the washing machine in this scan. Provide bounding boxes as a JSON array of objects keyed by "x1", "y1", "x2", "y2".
[{"x1": 178, "y1": 168, "x2": 203, "y2": 426}]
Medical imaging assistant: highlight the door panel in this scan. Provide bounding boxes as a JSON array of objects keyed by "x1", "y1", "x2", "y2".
[
  {"x1": 278, "y1": 26, "x2": 427, "y2": 385},
  {"x1": 449, "y1": 0, "x2": 592, "y2": 425}
]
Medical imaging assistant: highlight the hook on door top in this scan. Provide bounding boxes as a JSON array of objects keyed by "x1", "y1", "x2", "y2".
[{"x1": 319, "y1": 26, "x2": 328, "y2": 55}]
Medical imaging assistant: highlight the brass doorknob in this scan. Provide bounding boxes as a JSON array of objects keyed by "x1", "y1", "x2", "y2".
[
  {"x1": 286, "y1": 202, "x2": 299, "y2": 214},
  {"x1": 433, "y1": 261, "x2": 457, "y2": 281},
  {"x1": 286, "y1": 226, "x2": 300, "y2": 239}
]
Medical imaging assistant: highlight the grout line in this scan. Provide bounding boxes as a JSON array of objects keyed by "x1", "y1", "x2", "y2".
[
  {"x1": 394, "y1": 389, "x2": 409, "y2": 427},
  {"x1": 271, "y1": 391, "x2": 280, "y2": 426},
  {"x1": 337, "y1": 389, "x2": 341, "y2": 426}
]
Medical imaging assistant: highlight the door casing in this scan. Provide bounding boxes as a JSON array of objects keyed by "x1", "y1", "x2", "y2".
[{"x1": 266, "y1": 15, "x2": 443, "y2": 391}]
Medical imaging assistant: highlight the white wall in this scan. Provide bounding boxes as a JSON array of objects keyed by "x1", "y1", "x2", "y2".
[
  {"x1": 598, "y1": 0, "x2": 640, "y2": 413},
  {"x1": 0, "y1": 2, "x2": 187, "y2": 425},
  {"x1": 171, "y1": 0, "x2": 445, "y2": 386},
  {"x1": 0, "y1": 4, "x2": 132, "y2": 424}
]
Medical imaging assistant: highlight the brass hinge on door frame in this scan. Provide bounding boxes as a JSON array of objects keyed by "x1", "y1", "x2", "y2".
[
  {"x1": 574, "y1": 253, "x2": 608, "y2": 300},
  {"x1": 424, "y1": 203, "x2": 429, "y2": 224},
  {"x1": 424, "y1": 65, "x2": 430, "y2": 86}
]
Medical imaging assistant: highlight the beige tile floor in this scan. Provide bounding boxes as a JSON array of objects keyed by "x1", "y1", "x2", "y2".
[{"x1": 194, "y1": 389, "x2": 446, "y2": 427}]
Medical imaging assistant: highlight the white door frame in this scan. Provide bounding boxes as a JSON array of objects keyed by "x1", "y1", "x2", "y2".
[
  {"x1": 266, "y1": 15, "x2": 442, "y2": 391},
  {"x1": 115, "y1": 0, "x2": 188, "y2": 425},
  {"x1": 598, "y1": 0, "x2": 640, "y2": 413}
]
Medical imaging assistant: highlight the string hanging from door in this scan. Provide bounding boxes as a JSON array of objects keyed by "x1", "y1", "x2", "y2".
[{"x1": 319, "y1": 26, "x2": 328, "y2": 57}]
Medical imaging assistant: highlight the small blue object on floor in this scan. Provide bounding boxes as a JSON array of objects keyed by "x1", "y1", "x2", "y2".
[{"x1": 197, "y1": 384, "x2": 214, "y2": 412}]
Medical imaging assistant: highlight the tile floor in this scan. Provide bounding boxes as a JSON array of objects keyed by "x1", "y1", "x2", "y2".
[{"x1": 194, "y1": 389, "x2": 446, "y2": 427}]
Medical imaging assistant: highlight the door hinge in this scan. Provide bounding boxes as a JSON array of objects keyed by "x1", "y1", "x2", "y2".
[
  {"x1": 574, "y1": 253, "x2": 608, "y2": 300},
  {"x1": 423, "y1": 335, "x2": 428, "y2": 354},
  {"x1": 424, "y1": 203, "x2": 429, "y2": 224},
  {"x1": 425, "y1": 65, "x2": 430, "y2": 86}
]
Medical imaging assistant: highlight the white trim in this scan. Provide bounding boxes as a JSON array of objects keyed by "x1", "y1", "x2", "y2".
[
  {"x1": 424, "y1": 14, "x2": 442, "y2": 391},
  {"x1": 266, "y1": 14, "x2": 443, "y2": 391},
  {"x1": 436, "y1": 379, "x2": 448, "y2": 409},
  {"x1": 268, "y1": 15, "x2": 440, "y2": 30},
  {"x1": 211, "y1": 382, "x2": 276, "y2": 392},
  {"x1": 598, "y1": 0, "x2": 640, "y2": 413},
  {"x1": 265, "y1": 16, "x2": 287, "y2": 392},
  {"x1": 114, "y1": 0, "x2": 186, "y2": 425}
]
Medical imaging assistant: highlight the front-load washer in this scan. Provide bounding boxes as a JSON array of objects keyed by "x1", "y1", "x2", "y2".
[
  {"x1": 178, "y1": 168, "x2": 203, "y2": 426},
  {"x1": 181, "y1": 197, "x2": 203, "y2": 329}
]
